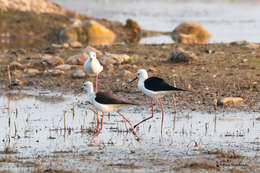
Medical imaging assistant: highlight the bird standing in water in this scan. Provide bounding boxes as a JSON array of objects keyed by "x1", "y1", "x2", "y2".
[
  {"x1": 130, "y1": 69, "x2": 187, "y2": 137},
  {"x1": 82, "y1": 81, "x2": 140, "y2": 140}
]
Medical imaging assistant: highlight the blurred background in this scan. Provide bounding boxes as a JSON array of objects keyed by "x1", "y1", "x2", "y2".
[{"x1": 50, "y1": 0, "x2": 260, "y2": 43}]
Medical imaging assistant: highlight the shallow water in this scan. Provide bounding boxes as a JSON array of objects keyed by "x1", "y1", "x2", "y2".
[
  {"x1": 51, "y1": 0, "x2": 260, "y2": 44},
  {"x1": 0, "y1": 89, "x2": 259, "y2": 165}
]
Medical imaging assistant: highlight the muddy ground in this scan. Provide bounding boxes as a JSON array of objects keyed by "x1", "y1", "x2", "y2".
[{"x1": 0, "y1": 43, "x2": 260, "y2": 112}]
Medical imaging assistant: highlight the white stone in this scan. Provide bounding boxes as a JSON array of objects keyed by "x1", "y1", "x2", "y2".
[
  {"x1": 101, "y1": 53, "x2": 130, "y2": 65},
  {"x1": 55, "y1": 64, "x2": 72, "y2": 70}
]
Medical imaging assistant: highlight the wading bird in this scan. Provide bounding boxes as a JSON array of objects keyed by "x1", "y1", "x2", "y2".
[
  {"x1": 130, "y1": 69, "x2": 187, "y2": 136},
  {"x1": 82, "y1": 81, "x2": 139, "y2": 140}
]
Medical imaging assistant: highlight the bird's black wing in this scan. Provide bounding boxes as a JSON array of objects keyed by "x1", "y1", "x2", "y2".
[
  {"x1": 95, "y1": 92, "x2": 134, "y2": 105},
  {"x1": 144, "y1": 77, "x2": 186, "y2": 91}
]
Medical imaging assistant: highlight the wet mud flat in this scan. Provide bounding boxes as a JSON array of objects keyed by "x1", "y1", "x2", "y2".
[{"x1": 0, "y1": 90, "x2": 259, "y2": 172}]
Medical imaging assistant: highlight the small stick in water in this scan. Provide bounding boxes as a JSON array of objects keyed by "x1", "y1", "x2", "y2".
[
  {"x1": 96, "y1": 112, "x2": 99, "y2": 129},
  {"x1": 123, "y1": 119, "x2": 128, "y2": 133},
  {"x1": 72, "y1": 104, "x2": 75, "y2": 120},
  {"x1": 214, "y1": 113, "x2": 217, "y2": 133},
  {"x1": 173, "y1": 115, "x2": 176, "y2": 131},
  {"x1": 16, "y1": 108, "x2": 18, "y2": 119},
  {"x1": 7, "y1": 65, "x2": 12, "y2": 88},
  {"x1": 64, "y1": 111, "x2": 67, "y2": 130},
  {"x1": 172, "y1": 80, "x2": 177, "y2": 114},
  {"x1": 172, "y1": 95, "x2": 177, "y2": 114},
  {"x1": 14, "y1": 120, "x2": 17, "y2": 138},
  {"x1": 213, "y1": 95, "x2": 217, "y2": 111},
  {"x1": 8, "y1": 97, "x2": 11, "y2": 127},
  {"x1": 205, "y1": 122, "x2": 208, "y2": 135}
]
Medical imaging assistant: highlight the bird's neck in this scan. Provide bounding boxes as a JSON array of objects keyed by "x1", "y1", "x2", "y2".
[
  {"x1": 86, "y1": 86, "x2": 94, "y2": 96},
  {"x1": 138, "y1": 78, "x2": 145, "y2": 89},
  {"x1": 139, "y1": 77, "x2": 146, "y2": 83},
  {"x1": 87, "y1": 92, "x2": 95, "y2": 103}
]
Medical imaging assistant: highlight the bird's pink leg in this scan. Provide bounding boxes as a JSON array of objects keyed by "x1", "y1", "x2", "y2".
[
  {"x1": 89, "y1": 75, "x2": 94, "y2": 85},
  {"x1": 95, "y1": 75, "x2": 98, "y2": 92},
  {"x1": 145, "y1": 96, "x2": 149, "y2": 104},
  {"x1": 92, "y1": 112, "x2": 104, "y2": 140},
  {"x1": 134, "y1": 98, "x2": 154, "y2": 128},
  {"x1": 116, "y1": 111, "x2": 140, "y2": 139},
  {"x1": 158, "y1": 98, "x2": 165, "y2": 137}
]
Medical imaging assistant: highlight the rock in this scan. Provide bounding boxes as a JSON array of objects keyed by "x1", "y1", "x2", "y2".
[
  {"x1": 217, "y1": 97, "x2": 244, "y2": 106},
  {"x1": 71, "y1": 69, "x2": 86, "y2": 79},
  {"x1": 9, "y1": 61, "x2": 24, "y2": 70},
  {"x1": 12, "y1": 70, "x2": 23, "y2": 77},
  {"x1": 66, "y1": 53, "x2": 88, "y2": 65},
  {"x1": 51, "y1": 43, "x2": 64, "y2": 48},
  {"x1": 168, "y1": 48, "x2": 199, "y2": 63},
  {"x1": 41, "y1": 54, "x2": 64, "y2": 67},
  {"x1": 83, "y1": 46, "x2": 103, "y2": 56},
  {"x1": 11, "y1": 79, "x2": 30, "y2": 86},
  {"x1": 101, "y1": 53, "x2": 131, "y2": 65},
  {"x1": 171, "y1": 22, "x2": 211, "y2": 43},
  {"x1": 25, "y1": 68, "x2": 40, "y2": 76},
  {"x1": 230, "y1": 40, "x2": 259, "y2": 49},
  {"x1": 120, "y1": 70, "x2": 134, "y2": 78},
  {"x1": 125, "y1": 19, "x2": 141, "y2": 34},
  {"x1": 0, "y1": 0, "x2": 68, "y2": 15},
  {"x1": 60, "y1": 20, "x2": 115, "y2": 45},
  {"x1": 63, "y1": 43, "x2": 70, "y2": 48},
  {"x1": 51, "y1": 69, "x2": 65, "y2": 76},
  {"x1": 44, "y1": 69, "x2": 65, "y2": 76},
  {"x1": 69, "y1": 41, "x2": 82, "y2": 48},
  {"x1": 55, "y1": 64, "x2": 72, "y2": 70}
]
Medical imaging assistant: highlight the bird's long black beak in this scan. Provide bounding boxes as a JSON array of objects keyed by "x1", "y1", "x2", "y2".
[{"x1": 129, "y1": 77, "x2": 138, "y2": 83}]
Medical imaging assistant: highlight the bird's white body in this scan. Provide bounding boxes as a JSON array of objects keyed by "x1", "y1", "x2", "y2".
[
  {"x1": 137, "y1": 69, "x2": 171, "y2": 98},
  {"x1": 82, "y1": 81, "x2": 140, "y2": 139},
  {"x1": 83, "y1": 51, "x2": 103, "y2": 76},
  {"x1": 138, "y1": 79, "x2": 169, "y2": 98},
  {"x1": 83, "y1": 81, "x2": 128, "y2": 113},
  {"x1": 88, "y1": 93, "x2": 120, "y2": 113}
]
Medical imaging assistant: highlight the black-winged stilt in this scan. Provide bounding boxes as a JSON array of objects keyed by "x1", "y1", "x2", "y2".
[
  {"x1": 83, "y1": 51, "x2": 103, "y2": 92},
  {"x1": 82, "y1": 81, "x2": 139, "y2": 140},
  {"x1": 130, "y1": 69, "x2": 187, "y2": 136}
]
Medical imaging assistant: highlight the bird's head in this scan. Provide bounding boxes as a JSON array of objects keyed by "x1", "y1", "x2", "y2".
[
  {"x1": 137, "y1": 69, "x2": 148, "y2": 80},
  {"x1": 129, "y1": 69, "x2": 148, "y2": 83},
  {"x1": 82, "y1": 81, "x2": 94, "y2": 93},
  {"x1": 88, "y1": 51, "x2": 96, "y2": 60}
]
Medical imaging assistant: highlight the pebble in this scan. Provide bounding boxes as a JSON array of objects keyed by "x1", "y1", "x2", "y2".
[
  {"x1": 71, "y1": 69, "x2": 86, "y2": 79},
  {"x1": 25, "y1": 68, "x2": 40, "y2": 76},
  {"x1": 41, "y1": 54, "x2": 64, "y2": 67},
  {"x1": 55, "y1": 64, "x2": 72, "y2": 70},
  {"x1": 217, "y1": 97, "x2": 244, "y2": 106},
  {"x1": 9, "y1": 61, "x2": 24, "y2": 70}
]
